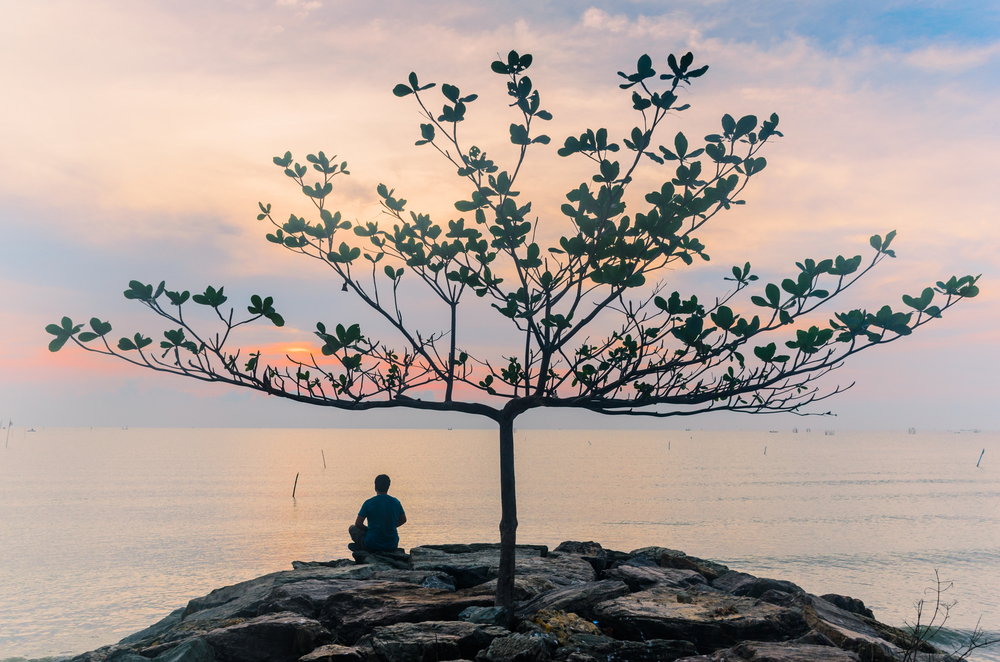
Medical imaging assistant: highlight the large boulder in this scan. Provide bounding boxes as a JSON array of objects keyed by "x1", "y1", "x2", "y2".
[
  {"x1": 119, "y1": 607, "x2": 185, "y2": 646},
  {"x1": 470, "y1": 576, "x2": 562, "y2": 601},
  {"x1": 298, "y1": 643, "x2": 364, "y2": 662},
  {"x1": 182, "y1": 565, "x2": 379, "y2": 623},
  {"x1": 711, "y1": 572, "x2": 804, "y2": 599},
  {"x1": 605, "y1": 565, "x2": 708, "y2": 593},
  {"x1": 71, "y1": 641, "x2": 215, "y2": 662},
  {"x1": 508, "y1": 555, "x2": 597, "y2": 586},
  {"x1": 292, "y1": 560, "x2": 357, "y2": 570},
  {"x1": 410, "y1": 547, "x2": 594, "y2": 589},
  {"x1": 660, "y1": 554, "x2": 730, "y2": 582},
  {"x1": 590, "y1": 586, "x2": 809, "y2": 653},
  {"x1": 778, "y1": 594, "x2": 903, "y2": 662},
  {"x1": 552, "y1": 541, "x2": 608, "y2": 575},
  {"x1": 410, "y1": 547, "x2": 510, "y2": 588},
  {"x1": 629, "y1": 546, "x2": 688, "y2": 562},
  {"x1": 819, "y1": 594, "x2": 875, "y2": 620},
  {"x1": 460, "y1": 606, "x2": 510, "y2": 626},
  {"x1": 553, "y1": 636, "x2": 698, "y2": 662},
  {"x1": 475, "y1": 633, "x2": 550, "y2": 662},
  {"x1": 369, "y1": 621, "x2": 508, "y2": 662},
  {"x1": 624, "y1": 548, "x2": 729, "y2": 581},
  {"x1": 676, "y1": 640, "x2": 863, "y2": 661},
  {"x1": 350, "y1": 549, "x2": 411, "y2": 570},
  {"x1": 318, "y1": 580, "x2": 495, "y2": 643},
  {"x1": 200, "y1": 612, "x2": 331, "y2": 662},
  {"x1": 552, "y1": 541, "x2": 605, "y2": 558},
  {"x1": 421, "y1": 543, "x2": 549, "y2": 556},
  {"x1": 514, "y1": 580, "x2": 630, "y2": 620},
  {"x1": 372, "y1": 569, "x2": 457, "y2": 589}
]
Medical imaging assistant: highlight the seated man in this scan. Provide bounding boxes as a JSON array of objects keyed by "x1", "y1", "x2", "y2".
[{"x1": 349, "y1": 474, "x2": 406, "y2": 552}]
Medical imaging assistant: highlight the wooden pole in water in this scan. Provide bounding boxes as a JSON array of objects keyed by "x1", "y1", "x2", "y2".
[
  {"x1": 977, "y1": 449, "x2": 985, "y2": 467},
  {"x1": 321, "y1": 450, "x2": 327, "y2": 469},
  {"x1": 292, "y1": 472, "x2": 299, "y2": 498},
  {"x1": 5, "y1": 421, "x2": 11, "y2": 448}
]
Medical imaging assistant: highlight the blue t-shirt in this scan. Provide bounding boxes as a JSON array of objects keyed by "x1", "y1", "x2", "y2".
[{"x1": 358, "y1": 493, "x2": 405, "y2": 551}]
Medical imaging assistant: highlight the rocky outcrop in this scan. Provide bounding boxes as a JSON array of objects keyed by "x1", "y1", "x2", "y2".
[
  {"x1": 298, "y1": 643, "x2": 364, "y2": 662},
  {"x1": 201, "y1": 612, "x2": 331, "y2": 662},
  {"x1": 605, "y1": 564, "x2": 708, "y2": 592},
  {"x1": 591, "y1": 586, "x2": 810, "y2": 653},
  {"x1": 476, "y1": 632, "x2": 549, "y2": 662},
  {"x1": 711, "y1": 572, "x2": 804, "y2": 599},
  {"x1": 67, "y1": 540, "x2": 943, "y2": 662},
  {"x1": 369, "y1": 621, "x2": 508, "y2": 661},
  {"x1": 410, "y1": 546, "x2": 594, "y2": 589},
  {"x1": 470, "y1": 576, "x2": 562, "y2": 601},
  {"x1": 514, "y1": 580, "x2": 630, "y2": 620},
  {"x1": 553, "y1": 636, "x2": 699, "y2": 662},
  {"x1": 678, "y1": 640, "x2": 863, "y2": 661},
  {"x1": 317, "y1": 580, "x2": 495, "y2": 643},
  {"x1": 820, "y1": 594, "x2": 875, "y2": 620}
]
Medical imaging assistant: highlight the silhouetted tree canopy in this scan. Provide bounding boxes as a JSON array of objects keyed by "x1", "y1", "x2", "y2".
[{"x1": 49, "y1": 49, "x2": 980, "y2": 612}]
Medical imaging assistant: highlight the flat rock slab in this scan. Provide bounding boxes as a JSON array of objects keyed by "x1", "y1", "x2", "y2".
[
  {"x1": 257, "y1": 579, "x2": 379, "y2": 619},
  {"x1": 661, "y1": 554, "x2": 730, "y2": 582},
  {"x1": 591, "y1": 587, "x2": 808, "y2": 653},
  {"x1": 183, "y1": 565, "x2": 379, "y2": 623},
  {"x1": 370, "y1": 621, "x2": 508, "y2": 662},
  {"x1": 475, "y1": 633, "x2": 549, "y2": 662},
  {"x1": 554, "y1": 636, "x2": 698, "y2": 662},
  {"x1": 515, "y1": 580, "x2": 630, "y2": 620},
  {"x1": 511, "y1": 555, "x2": 596, "y2": 585},
  {"x1": 467, "y1": 575, "x2": 562, "y2": 601},
  {"x1": 683, "y1": 640, "x2": 862, "y2": 661},
  {"x1": 351, "y1": 549, "x2": 411, "y2": 570},
  {"x1": 420, "y1": 543, "x2": 549, "y2": 556},
  {"x1": 318, "y1": 580, "x2": 495, "y2": 644},
  {"x1": 298, "y1": 644, "x2": 364, "y2": 662},
  {"x1": 71, "y1": 640, "x2": 216, "y2": 662},
  {"x1": 711, "y1": 572, "x2": 804, "y2": 599},
  {"x1": 292, "y1": 560, "x2": 357, "y2": 570},
  {"x1": 202, "y1": 612, "x2": 332, "y2": 662},
  {"x1": 410, "y1": 547, "x2": 594, "y2": 589},
  {"x1": 119, "y1": 607, "x2": 186, "y2": 646},
  {"x1": 606, "y1": 565, "x2": 708, "y2": 593},
  {"x1": 780, "y1": 594, "x2": 902, "y2": 661}
]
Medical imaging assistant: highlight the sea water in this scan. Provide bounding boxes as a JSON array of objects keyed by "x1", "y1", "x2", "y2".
[{"x1": 0, "y1": 428, "x2": 997, "y2": 660}]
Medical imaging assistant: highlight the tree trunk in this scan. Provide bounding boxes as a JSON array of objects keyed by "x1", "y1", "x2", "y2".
[{"x1": 495, "y1": 414, "x2": 517, "y2": 614}]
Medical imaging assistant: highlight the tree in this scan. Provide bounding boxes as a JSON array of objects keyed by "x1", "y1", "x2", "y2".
[{"x1": 48, "y1": 50, "x2": 980, "y2": 613}]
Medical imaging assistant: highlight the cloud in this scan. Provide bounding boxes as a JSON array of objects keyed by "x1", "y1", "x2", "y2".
[
  {"x1": 2, "y1": 1, "x2": 998, "y2": 429},
  {"x1": 905, "y1": 41, "x2": 1000, "y2": 71}
]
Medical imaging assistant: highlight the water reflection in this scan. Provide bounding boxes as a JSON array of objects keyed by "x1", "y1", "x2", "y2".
[{"x1": 0, "y1": 428, "x2": 997, "y2": 659}]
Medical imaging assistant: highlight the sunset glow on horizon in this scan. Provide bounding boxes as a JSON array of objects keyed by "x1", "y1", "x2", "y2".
[{"x1": 2, "y1": 1, "x2": 998, "y2": 430}]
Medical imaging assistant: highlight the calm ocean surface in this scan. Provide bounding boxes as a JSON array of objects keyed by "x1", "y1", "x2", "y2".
[{"x1": 1, "y1": 428, "x2": 998, "y2": 661}]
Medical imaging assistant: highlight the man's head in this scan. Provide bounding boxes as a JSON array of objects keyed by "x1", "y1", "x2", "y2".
[{"x1": 374, "y1": 474, "x2": 391, "y2": 494}]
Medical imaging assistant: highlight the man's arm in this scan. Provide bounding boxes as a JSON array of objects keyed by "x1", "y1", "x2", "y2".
[
  {"x1": 397, "y1": 512, "x2": 407, "y2": 527},
  {"x1": 355, "y1": 515, "x2": 365, "y2": 528}
]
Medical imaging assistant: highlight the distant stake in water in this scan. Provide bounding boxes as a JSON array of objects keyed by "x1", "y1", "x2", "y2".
[
  {"x1": 321, "y1": 450, "x2": 327, "y2": 469},
  {"x1": 292, "y1": 472, "x2": 299, "y2": 499},
  {"x1": 978, "y1": 449, "x2": 985, "y2": 467},
  {"x1": 764, "y1": 446, "x2": 767, "y2": 455}
]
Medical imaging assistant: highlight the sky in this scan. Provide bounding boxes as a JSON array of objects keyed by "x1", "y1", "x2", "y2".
[{"x1": 1, "y1": 0, "x2": 998, "y2": 431}]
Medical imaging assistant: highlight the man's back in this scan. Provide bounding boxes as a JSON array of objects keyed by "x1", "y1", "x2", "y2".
[{"x1": 358, "y1": 493, "x2": 405, "y2": 551}]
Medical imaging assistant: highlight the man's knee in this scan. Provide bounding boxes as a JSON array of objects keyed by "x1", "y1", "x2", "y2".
[{"x1": 349, "y1": 525, "x2": 367, "y2": 547}]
